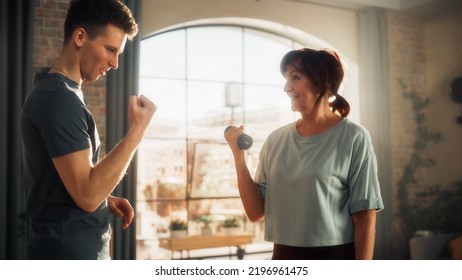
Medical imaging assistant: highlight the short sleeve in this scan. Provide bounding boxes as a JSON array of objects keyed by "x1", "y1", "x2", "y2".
[
  {"x1": 39, "y1": 94, "x2": 91, "y2": 157},
  {"x1": 348, "y1": 129, "x2": 384, "y2": 213}
]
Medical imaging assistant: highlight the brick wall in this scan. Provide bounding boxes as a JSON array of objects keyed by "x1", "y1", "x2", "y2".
[
  {"x1": 33, "y1": 0, "x2": 107, "y2": 154},
  {"x1": 387, "y1": 11, "x2": 427, "y2": 258}
]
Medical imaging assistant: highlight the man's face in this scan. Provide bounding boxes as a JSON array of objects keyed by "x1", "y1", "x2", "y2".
[{"x1": 80, "y1": 24, "x2": 127, "y2": 82}]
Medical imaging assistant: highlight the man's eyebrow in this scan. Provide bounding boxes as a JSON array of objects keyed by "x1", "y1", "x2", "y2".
[{"x1": 106, "y1": 44, "x2": 124, "y2": 54}]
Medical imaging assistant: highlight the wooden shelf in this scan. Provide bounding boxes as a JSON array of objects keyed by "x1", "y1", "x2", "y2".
[{"x1": 159, "y1": 233, "x2": 254, "y2": 259}]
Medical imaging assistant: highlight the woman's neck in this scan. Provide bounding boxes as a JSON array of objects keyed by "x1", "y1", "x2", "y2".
[{"x1": 296, "y1": 110, "x2": 342, "y2": 136}]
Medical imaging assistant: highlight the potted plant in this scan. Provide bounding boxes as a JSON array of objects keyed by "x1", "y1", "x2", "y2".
[
  {"x1": 196, "y1": 215, "x2": 213, "y2": 237},
  {"x1": 169, "y1": 219, "x2": 188, "y2": 238},
  {"x1": 221, "y1": 216, "x2": 241, "y2": 235}
]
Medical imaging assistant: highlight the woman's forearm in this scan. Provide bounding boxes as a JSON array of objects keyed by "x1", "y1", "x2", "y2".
[
  {"x1": 352, "y1": 210, "x2": 377, "y2": 259},
  {"x1": 233, "y1": 152, "x2": 265, "y2": 222}
]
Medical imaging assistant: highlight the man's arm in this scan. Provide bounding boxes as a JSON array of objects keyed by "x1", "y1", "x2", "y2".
[
  {"x1": 52, "y1": 95, "x2": 155, "y2": 212},
  {"x1": 352, "y1": 209, "x2": 377, "y2": 260}
]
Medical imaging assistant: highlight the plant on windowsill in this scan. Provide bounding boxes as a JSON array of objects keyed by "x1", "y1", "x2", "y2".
[
  {"x1": 221, "y1": 216, "x2": 241, "y2": 236},
  {"x1": 196, "y1": 215, "x2": 213, "y2": 237},
  {"x1": 169, "y1": 219, "x2": 188, "y2": 238}
]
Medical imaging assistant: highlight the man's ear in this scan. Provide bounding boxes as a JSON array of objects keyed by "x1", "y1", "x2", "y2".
[{"x1": 73, "y1": 27, "x2": 87, "y2": 47}]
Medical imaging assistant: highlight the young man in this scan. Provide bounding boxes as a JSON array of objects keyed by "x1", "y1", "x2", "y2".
[{"x1": 20, "y1": 0, "x2": 156, "y2": 259}]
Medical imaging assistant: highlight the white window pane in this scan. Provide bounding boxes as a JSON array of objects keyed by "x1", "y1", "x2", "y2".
[
  {"x1": 137, "y1": 139, "x2": 187, "y2": 193},
  {"x1": 136, "y1": 200, "x2": 187, "y2": 259},
  {"x1": 140, "y1": 30, "x2": 186, "y2": 79},
  {"x1": 187, "y1": 81, "x2": 243, "y2": 140},
  {"x1": 187, "y1": 26, "x2": 243, "y2": 82},
  {"x1": 190, "y1": 142, "x2": 238, "y2": 198},
  {"x1": 244, "y1": 29, "x2": 293, "y2": 85},
  {"x1": 244, "y1": 84, "x2": 297, "y2": 141},
  {"x1": 139, "y1": 77, "x2": 187, "y2": 139}
]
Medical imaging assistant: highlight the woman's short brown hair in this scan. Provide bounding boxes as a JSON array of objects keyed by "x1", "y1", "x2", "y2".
[{"x1": 280, "y1": 48, "x2": 350, "y2": 117}]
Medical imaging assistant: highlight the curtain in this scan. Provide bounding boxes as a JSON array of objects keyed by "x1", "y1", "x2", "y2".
[
  {"x1": 0, "y1": 0, "x2": 34, "y2": 259},
  {"x1": 106, "y1": 0, "x2": 142, "y2": 260},
  {"x1": 358, "y1": 8, "x2": 393, "y2": 259}
]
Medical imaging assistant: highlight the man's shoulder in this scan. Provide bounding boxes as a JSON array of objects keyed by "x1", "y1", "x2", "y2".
[
  {"x1": 23, "y1": 76, "x2": 87, "y2": 127},
  {"x1": 27, "y1": 74, "x2": 82, "y2": 109}
]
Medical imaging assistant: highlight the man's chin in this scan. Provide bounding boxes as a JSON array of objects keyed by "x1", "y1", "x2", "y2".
[
  {"x1": 90, "y1": 75, "x2": 103, "y2": 82},
  {"x1": 81, "y1": 76, "x2": 100, "y2": 84}
]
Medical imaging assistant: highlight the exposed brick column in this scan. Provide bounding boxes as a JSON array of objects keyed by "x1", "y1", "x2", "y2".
[{"x1": 387, "y1": 11, "x2": 427, "y2": 259}]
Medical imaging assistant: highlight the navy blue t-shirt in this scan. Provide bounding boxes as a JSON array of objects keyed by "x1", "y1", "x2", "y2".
[{"x1": 21, "y1": 73, "x2": 110, "y2": 259}]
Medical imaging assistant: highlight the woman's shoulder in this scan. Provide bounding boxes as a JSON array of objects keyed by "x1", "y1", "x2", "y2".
[
  {"x1": 339, "y1": 119, "x2": 375, "y2": 151},
  {"x1": 341, "y1": 119, "x2": 371, "y2": 137},
  {"x1": 268, "y1": 122, "x2": 295, "y2": 139}
]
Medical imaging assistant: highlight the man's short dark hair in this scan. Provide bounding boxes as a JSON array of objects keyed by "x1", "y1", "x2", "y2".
[{"x1": 64, "y1": 0, "x2": 138, "y2": 43}]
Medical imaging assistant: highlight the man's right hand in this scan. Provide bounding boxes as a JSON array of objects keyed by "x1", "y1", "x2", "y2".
[{"x1": 128, "y1": 95, "x2": 156, "y2": 133}]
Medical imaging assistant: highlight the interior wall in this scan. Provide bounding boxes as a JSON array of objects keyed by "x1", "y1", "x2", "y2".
[
  {"x1": 387, "y1": 8, "x2": 462, "y2": 258},
  {"x1": 425, "y1": 9, "x2": 462, "y2": 187},
  {"x1": 141, "y1": 0, "x2": 358, "y2": 63}
]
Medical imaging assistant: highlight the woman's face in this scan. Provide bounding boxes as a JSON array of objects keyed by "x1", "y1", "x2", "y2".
[{"x1": 283, "y1": 63, "x2": 319, "y2": 114}]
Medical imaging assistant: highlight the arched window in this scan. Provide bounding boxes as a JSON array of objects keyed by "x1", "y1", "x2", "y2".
[{"x1": 136, "y1": 24, "x2": 356, "y2": 259}]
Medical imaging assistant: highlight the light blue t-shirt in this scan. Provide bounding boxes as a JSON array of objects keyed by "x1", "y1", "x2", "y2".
[{"x1": 255, "y1": 118, "x2": 384, "y2": 247}]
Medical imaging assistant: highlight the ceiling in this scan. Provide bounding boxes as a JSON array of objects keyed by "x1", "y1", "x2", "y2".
[{"x1": 285, "y1": 0, "x2": 462, "y2": 17}]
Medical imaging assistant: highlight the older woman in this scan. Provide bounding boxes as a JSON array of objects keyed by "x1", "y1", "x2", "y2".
[{"x1": 225, "y1": 48, "x2": 383, "y2": 260}]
